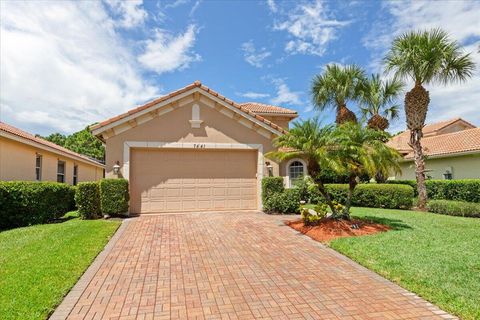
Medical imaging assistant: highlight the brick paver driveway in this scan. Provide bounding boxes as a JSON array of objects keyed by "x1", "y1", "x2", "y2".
[{"x1": 52, "y1": 212, "x2": 455, "y2": 320}]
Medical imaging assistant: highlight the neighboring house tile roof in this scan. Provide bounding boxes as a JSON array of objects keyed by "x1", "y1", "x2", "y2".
[
  {"x1": 91, "y1": 81, "x2": 290, "y2": 135},
  {"x1": 388, "y1": 117, "x2": 477, "y2": 153},
  {"x1": 239, "y1": 102, "x2": 298, "y2": 116},
  {"x1": 388, "y1": 123, "x2": 480, "y2": 159},
  {"x1": 0, "y1": 122, "x2": 104, "y2": 167}
]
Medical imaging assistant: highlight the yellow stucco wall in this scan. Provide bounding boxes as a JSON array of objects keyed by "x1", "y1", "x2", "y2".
[
  {"x1": 394, "y1": 153, "x2": 480, "y2": 180},
  {"x1": 0, "y1": 136, "x2": 104, "y2": 184}
]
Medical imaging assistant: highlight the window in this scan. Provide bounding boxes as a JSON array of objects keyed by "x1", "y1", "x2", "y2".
[
  {"x1": 35, "y1": 155, "x2": 42, "y2": 181},
  {"x1": 289, "y1": 160, "x2": 305, "y2": 186},
  {"x1": 57, "y1": 160, "x2": 65, "y2": 183},
  {"x1": 73, "y1": 165, "x2": 78, "y2": 185}
]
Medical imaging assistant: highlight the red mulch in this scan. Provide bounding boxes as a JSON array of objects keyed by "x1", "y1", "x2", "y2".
[{"x1": 286, "y1": 218, "x2": 390, "y2": 243}]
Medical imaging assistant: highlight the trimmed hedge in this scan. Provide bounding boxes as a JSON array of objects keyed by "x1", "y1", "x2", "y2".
[
  {"x1": 312, "y1": 184, "x2": 414, "y2": 209},
  {"x1": 75, "y1": 182, "x2": 101, "y2": 219},
  {"x1": 426, "y1": 180, "x2": 480, "y2": 203},
  {"x1": 99, "y1": 179, "x2": 129, "y2": 216},
  {"x1": 263, "y1": 188, "x2": 301, "y2": 214},
  {"x1": 261, "y1": 177, "x2": 284, "y2": 202},
  {"x1": 387, "y1": 179, "x2": 480, "y2": 202},
  {"x1": 0, "y1": 181, "x2": 75, "y2": 229},
  {"x1": 427, "y1": 200, "x2": 480, "y2": 218}
]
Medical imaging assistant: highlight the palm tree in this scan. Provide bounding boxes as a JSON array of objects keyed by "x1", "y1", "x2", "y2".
[
  {"x1": 329, "y1": 123, "x2": 401, "y2": 218},
  {"x1": 311, "y1": 64, "x2": 366, "y2": 124},
  {"x1": 266, "y1": 118, "x2": 341, "y2": 217},
  {"x1": 359, "y1": 74, "x2": 403, "y2": 131},
  {"x1": 384, "y1": 29, "x2": 475, "y2": 210}
]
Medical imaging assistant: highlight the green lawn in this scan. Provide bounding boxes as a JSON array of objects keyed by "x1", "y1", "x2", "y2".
[
  {"x1": 0, "y1": 215, "x2": 120, "y2": 320},
  {"x1": 329, "y1": 207, "x2": 480, "y2": 320}
]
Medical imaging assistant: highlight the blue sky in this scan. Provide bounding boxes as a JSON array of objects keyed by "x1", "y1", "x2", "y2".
[{"x1": 1, "y1": 0, "x2": 479, "y2": 136}]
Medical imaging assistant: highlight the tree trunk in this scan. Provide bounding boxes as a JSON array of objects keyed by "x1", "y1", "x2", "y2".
[
  {"x1": 410, "y1": 129, "x2": 428, "y2": 210},
  {"x1": 405, "y1": 83, "x2": 430, "y2": 210},
  {"x1": 344, "y1": 174, "x2": 357, "y2": 219},
  {"x1": 336, "y1": 104, "x2": 357, "y2": 124},
  {"x1": 307, "y1": 160, "x2": 338, "y2": 217}
]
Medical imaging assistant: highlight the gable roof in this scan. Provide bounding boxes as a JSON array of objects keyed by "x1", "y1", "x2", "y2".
[
  {"x1": 91, "y1": 81, "x2": 289, "y2": 137},
  {"x1": 388, "y1": 117, "x2": 477, "y2": 152},
  {"x1": 0, "y1": 122, "x2": 104, "y2": 167},
  {"x1": 239, "y1": 102, "x2": 298, "y2": 116}
]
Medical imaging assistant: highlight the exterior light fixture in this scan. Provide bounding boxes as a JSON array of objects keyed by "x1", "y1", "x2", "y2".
[
  {"x1": 113, "y1": 161, "x2": 121, "y2": 175},
  {"x1": 265, "y1": 161, "x2": 273, "y2": 176}
]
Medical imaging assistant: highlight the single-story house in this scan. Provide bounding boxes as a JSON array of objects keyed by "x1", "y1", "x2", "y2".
[
  {"x1": 387, "y1": 118, "x2": 480, "y2": 180},
  {"x1": 0, "y1": 122, "x2": 104, "y2": 184},
  {"x1": 91, "y1": 81, "x2": 301, "y2": 214}
]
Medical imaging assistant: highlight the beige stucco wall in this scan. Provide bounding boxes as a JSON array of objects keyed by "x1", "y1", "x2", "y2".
[
  {"x1": 104, "y1": 97, "x2": 285, "y2": 178},
  {"x1": 394, "y1": 153, "x2": 480, "y2": 180},
  {"x1": 0, "y1": 136, "x2": 104, "y2": 184},
  {"x1": 260, "y1": 116, "x2": 292, "y2": 130}
]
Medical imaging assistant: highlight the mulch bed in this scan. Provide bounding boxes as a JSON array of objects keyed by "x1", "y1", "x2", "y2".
[{"x1": 286, "y1": 218, "x2": 390, "y2": 242}]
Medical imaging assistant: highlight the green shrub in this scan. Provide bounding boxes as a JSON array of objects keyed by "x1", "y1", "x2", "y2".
[
  {"x1": 427, "y1": 200, "x2": 480, "y2": 218},
  {"x1": 99, "y1": 179, "x2": 129, "y2": 216},
  {"x1": 0, "y1": 181, "x2": 75, "y2": 229},
  {"x1": 426, "y1": 179, "x2": 480, "y2": 203},
  {"x1": 263, "y1": 188, "x2": 300, "y2": 214},
  {"x1": 313, "y1": 184, "x2": 414, "y2": 209},
  {"x1": 261, "y1": 177, "x2": 284, "y2": 202},
  {"x1": 75, "y1": 182, "x2": 101, "y2": 219},
  {"x1": 300, "y1": 203, "x2": 328, "y2": 225},
  {"x1": 386, "y1": 180, "x2": 418, "y2": 196}
]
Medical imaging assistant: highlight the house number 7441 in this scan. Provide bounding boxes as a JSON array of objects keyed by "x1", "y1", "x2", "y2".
[{"x1": 194, "y1": 144, "x2": 205, "y2": 148}]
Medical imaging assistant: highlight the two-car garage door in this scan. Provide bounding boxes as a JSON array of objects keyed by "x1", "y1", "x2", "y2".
[{"x1": 130, "y1": 148, "x2": 258, "y2": 213}]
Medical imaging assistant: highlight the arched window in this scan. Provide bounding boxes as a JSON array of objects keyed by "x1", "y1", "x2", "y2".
[{"x1": 289, "y1": 160, "x2": 304, "y2": 186}]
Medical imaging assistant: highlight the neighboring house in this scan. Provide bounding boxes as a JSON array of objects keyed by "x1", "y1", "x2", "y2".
[
  {"x1": 91, "y1": 81, "x2": 301, "y2": 214},
  {"x1": 388, "y1": 118, "x2": 480, "y2": 180},
  {"x1": 0, "y1": 122, "x2": 104, "y2": 184}
]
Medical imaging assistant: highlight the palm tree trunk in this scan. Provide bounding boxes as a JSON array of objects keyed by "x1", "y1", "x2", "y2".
[
  {"x1": 405, "y1": 82, "x2": 430, "y2": 211},
  {"x1": 307, "y1": 161, "x2": 338, "y2": 216},
  {"x1": 344, "y1": 174, "x2": 357, "y2": 219},
  {"x1": 410, "y1": 129, "x2": 428, "y2": 210},
  {"x1": 336, "y1": 104, "x2": 357, "y2": 124}
]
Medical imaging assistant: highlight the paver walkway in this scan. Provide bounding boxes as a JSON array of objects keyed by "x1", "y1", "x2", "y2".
[{"x1": 52, "y1": 212, "x2": 456, "y2": 320}]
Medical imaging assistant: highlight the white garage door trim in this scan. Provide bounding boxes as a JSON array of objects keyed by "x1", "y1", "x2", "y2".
[{"x1": 122, "y1": 141, "x2": 264, "y2": 211}]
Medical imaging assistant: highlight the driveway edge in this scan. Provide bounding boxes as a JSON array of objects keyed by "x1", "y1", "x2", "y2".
[
  {"x1": 49, "y1": 218, "x2": 132, "y2": 320},
  {"x1": 278, "y1": 216, "x2": 458, "y2": 320}
]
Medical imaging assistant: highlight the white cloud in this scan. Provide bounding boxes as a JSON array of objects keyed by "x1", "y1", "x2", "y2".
[
  {"x1": 270, "y1": 79, "x2": 302, "y2": 106},
  {"x1": 273, "y1": 0, "x2": 350, "y2": 56},
  {"x1": 241, "y1": 41, "x2": 271, "y2": 68},
  {"x1": 190, "y1": 0, "x2": 202, "y2": 16},
  {"x1": 237, "y1": 92, "x2": 271, "y2": 99},
  {"x1": 366, "y1": 0, "x2": 480, "y2": 131},
  {"x1": 104, "y1": 0, "x2": 147, "y2": 28},
  {"x1": 138, "y1": 25, "x2": 201, "y2": 74},
  {"x1": 165, "y1": 0, "x2": 189, "y2": 9},
  {"x1": 0, "y1": 1, "x2": 158, "y2": 135},
  {"x1": 267, "y1": 0, "x2": 277, "y2": 13}
]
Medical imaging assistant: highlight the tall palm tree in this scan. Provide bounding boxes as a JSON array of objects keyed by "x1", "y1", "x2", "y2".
[
  {"x1": 329, "y1": 123, "x2": 402, "y2": 217},
  {"x1": 359, "y1": 74, "x2": 403, "y2": 131},
  {"x1": 266, "y1": 118, "x2": 340, "y2": 216},
  {"x1": 384, "y1": 29, "x2": 475, "y2": 210},
  {"x1": 311, "y1": 64, "x2": 365, "y2": 124}
]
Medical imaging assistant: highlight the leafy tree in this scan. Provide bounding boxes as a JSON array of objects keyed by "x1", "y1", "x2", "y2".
[
  {"x1": 384, "y1": 29, "x2": 475, "y2": 210},
  {"x1": 359, "y1": 74, "x2": 403, "y2": 131},
  {"x1": 311, "y1": 64, "x2": 366, "y2": 124},
  {"x1": 42, "y1": 126, "x2": 104, "y2": 161},
  {"x1": 43, "y1": 133, "x2": 67, "y2": 147},
  {"x1": 329, "y1": 123, "x2": 401, "y2": 217},
  {"x1": 266, "y1": 118, "x2": 341, "y2": 216}
]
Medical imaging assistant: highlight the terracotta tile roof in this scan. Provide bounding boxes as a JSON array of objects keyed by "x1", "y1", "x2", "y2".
[
  {"x1": 239, "y1": 102, "x2": 298, "y2": 116},
  {"x1": 388, "y1": 117, "x2": 477, "y2": 152},
  {"x1": 0, "y1": 122, "x2": 104, "y2": 167},
  {"x1": 388, "y1": 127, "x2": 480, "y2": 159},
  {"x1": 91, "y1": 81, "x2": 288, "y2": 135}
]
